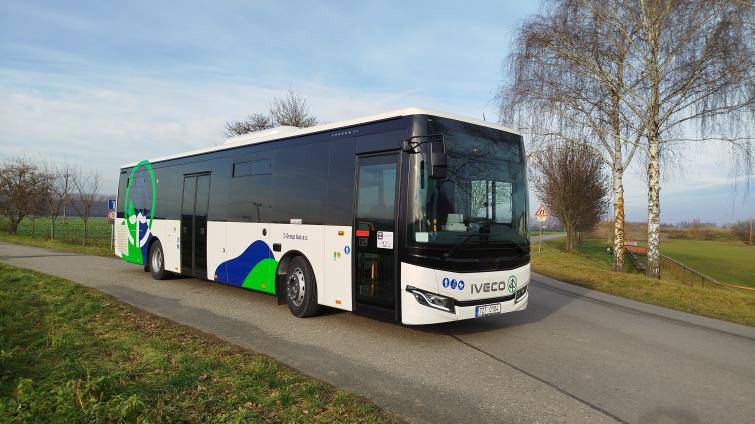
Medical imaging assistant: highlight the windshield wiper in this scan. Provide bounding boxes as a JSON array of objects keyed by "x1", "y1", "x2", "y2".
[
  {"x1": 442, "y1": 233, "x2": 482, "y2": 259},
  {"x1": 505, "y1": 240, "x2": 529, "y2": 255}
]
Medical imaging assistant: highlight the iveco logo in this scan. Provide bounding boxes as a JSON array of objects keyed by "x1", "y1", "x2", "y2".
[
  {"x1": 470, "y1": 276, "x2": 518, "y2": 294},
  {"x1": 471, "y1": 281, "x2": 506, "y2": 294}
]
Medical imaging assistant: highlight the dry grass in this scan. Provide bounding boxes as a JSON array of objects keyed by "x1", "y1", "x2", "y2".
[
  {"x1": 587, "y1": 220, "x2": 739, "y2": 242},
  {"x1": 532, "y1": 238, "x2": 755, "y2": 327}
]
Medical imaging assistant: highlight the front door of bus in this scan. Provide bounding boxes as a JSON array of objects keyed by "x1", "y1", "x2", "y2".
[
  {"x1": 181, "y1": 173, "x2": 210, "y2": 278},
  {"x1": 353, "y1": 154, "x2": 399, "y2": 320}
]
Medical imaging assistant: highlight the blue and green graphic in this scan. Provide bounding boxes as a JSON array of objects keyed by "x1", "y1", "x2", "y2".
[
  {"x1": 121, "y1": 160, "x2": 156, "y2": 265},
  {"x1": 214, "y1": 240, "x2": 279, "y2": 294}
]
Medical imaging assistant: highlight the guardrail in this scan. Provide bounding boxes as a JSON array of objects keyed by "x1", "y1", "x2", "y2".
[{"x1": 660, "y1": 255, "x2": 755, "y2": 292}]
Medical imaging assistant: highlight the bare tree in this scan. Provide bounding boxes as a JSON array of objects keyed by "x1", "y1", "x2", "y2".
[
  {"x1": 499, "y1": 0, "x2": 644, "y2": 272},
  {"x1": 502, "y1": 0, "x2": 753, "y2": 278},
  {"x1": 43, "y1": 161, "x2": 77, "y2": 240},
  {"x1": 269, "y1": 89, "x2": 318, "y2": 128},
  {"x1": 731, "y1": 219, "x2": 753, "y2": 245},
  {"x1": 0, "y1": 157, "x2": 51, "y2": 235},
  {"x1": 635, "y1": 0, "x2": 752, "y2": 277},
  {"x1": 224, "y1": 89, "x2": 317, "y2": 137},
  {"x1": 71, "y1": 170, "x2": 101, "y2": 244},
  {"x1": 532, "y1": 143, "x2": 610, "y2": 251},
  {"x1": 224, "y1": 113, "x2": 273, "y2": 137}
]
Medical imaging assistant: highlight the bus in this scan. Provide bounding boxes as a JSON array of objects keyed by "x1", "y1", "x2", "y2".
[{"x1": 115, "y1": 108, "x2": 530, "y2": 325}]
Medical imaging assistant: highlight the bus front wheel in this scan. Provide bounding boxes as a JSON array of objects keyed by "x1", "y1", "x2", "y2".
[{"x1": 285, "y1": 256, "x2": 320, "y2": 318}]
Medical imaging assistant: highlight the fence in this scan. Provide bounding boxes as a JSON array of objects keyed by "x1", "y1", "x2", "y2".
[{"x1": 660, "y1": 255, "x2": 754, "y2": 292}]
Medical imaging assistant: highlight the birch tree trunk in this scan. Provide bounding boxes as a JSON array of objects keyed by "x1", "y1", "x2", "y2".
[
  {"x1": 612, "y1": 165, "x2": 625, "y2": 271},
  {"x1": 610, "y1": 91, "x2": 626, "y2": 272},
  {"x1": 643, "y1": 1, "x2": 662, "y2": 279},
  {"x1": 646, "y1": 132, "x2": 662, "y2": 278}
]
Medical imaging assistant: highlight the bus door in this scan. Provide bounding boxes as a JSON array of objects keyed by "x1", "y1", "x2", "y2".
[
  {"x1": 353, "y1": 153, "x2": 400, "y2": 320},
  {"x1": 181, "y1": 173, "x2": 211, "y2": 278}
]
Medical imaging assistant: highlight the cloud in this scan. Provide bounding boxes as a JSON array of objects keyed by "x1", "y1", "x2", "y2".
[{"x1": 0, "y1": 69, "x2": 441, "y2": 192}]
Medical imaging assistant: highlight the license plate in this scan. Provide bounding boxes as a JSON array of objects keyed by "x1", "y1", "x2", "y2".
[{"x1": 475, "y1": 303, "x2": 502, "y2": 317}]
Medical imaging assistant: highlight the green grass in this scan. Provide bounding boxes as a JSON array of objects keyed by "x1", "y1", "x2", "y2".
[
  {"x1": 532, "y1": 239, "x2": 755, "y2": 327},
  {"x1": 660, "y1": 239, "x2": 754, "y2": 287},
  {"x1": 572, "y1": 239, "x2": 645, "y2": 273},
  {"x1": 0, "y1": 263, "x2": 402, "y2": 423},
  {"x1": 0, "y1": 216, "x2": 114, "y2": 258},
  {"x1": 529, "y1": 230, "x2": 564, "y2": 236},
  {"x1": 0, "y1": 233, "x2": 114, "y2": 257}
]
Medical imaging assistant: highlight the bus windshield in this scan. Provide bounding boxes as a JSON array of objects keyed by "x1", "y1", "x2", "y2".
[{"x1": 407, "y1": 126, "x2": 529, "y2": 258}]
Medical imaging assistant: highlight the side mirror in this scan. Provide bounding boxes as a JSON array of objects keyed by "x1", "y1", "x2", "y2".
[{"x1": 428, "y1": 140, "x2": 447, "y2": 179}]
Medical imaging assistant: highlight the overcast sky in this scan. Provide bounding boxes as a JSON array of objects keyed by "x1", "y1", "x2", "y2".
[{"x1": 1, "y1": 1, "x2": 752, "y2": 224}]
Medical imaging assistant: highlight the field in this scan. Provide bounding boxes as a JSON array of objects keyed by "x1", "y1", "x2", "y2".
[
  {"x1": 531, "y1": 238, "x2": 755, "y2": 326},
  {"x1": 0, "y1": 263, "x2": 401, "y2": 423},
  {"x1": 588, "y1": 220, "x2": 741, "y2": 242},
  {"x1": 660, "y1": 240, "x2": 754, "y2": 287},
  {"x1": 529, "y1": 230, "x2": 565, "y2": 236},
  {"x1": 0, "y1": 216, "x2": 113, "y2": 257},
  {"x1": 0, "y1": 216, "x2": 111, "y2": 246},
  {"x1": 574, "y1": 232, "x2": 753, "y2": 287}
]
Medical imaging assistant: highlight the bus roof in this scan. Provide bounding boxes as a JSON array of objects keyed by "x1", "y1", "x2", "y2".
[{"x1": 122, "y1": 107, "x2": 521, "y2": 168}]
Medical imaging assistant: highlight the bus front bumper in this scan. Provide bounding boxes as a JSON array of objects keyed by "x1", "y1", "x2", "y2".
[{"x1": 402, "y1": 286, "x2": 528, "y2": 325}]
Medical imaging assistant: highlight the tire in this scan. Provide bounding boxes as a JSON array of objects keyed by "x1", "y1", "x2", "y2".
[
  {"x1": 285, "y1": 256, "x2": 320, "y2": 317},
  {"x1": 148, "y1": 240, "x2": 171, "y2": 280}
]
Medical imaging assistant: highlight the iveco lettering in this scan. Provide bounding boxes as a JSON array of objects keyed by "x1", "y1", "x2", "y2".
[{"x1": 114, "y1": 108, "x2": 530, "y2": 324}]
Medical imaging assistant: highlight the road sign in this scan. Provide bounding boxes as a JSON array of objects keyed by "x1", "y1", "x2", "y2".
[
  {"x1": 108, "y1": 199, "x2": 116, "y2": 210},
  {"x1": 107, "y1": 210, "x2": 116, "y2": 222},
  {"x1": 535, "y1": 204, "x2": 548, "y2": 222}
]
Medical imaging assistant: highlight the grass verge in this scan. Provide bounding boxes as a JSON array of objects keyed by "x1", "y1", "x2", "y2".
[
  {"x1": 0, "y1": 263, "x2": 402, "y2": 423},
  {"x1": 531, "y1": 239, "x2": 755, "y2": 327},
  {"x1": 0, "y1": 232, "x2": 112, "y2": 257}
]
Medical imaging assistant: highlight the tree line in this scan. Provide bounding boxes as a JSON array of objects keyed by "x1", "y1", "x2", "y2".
[
  {"x1": 0, "y1": 157, "x2": 107, "y2": 243},
  {"x1": 499, "y1": 0, "x2": 753, "y2": 277}
]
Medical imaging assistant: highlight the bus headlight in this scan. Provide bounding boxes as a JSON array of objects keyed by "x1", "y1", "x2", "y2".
[{"x1": 406, "y1": 286, "x2": 455, "y2": 313}]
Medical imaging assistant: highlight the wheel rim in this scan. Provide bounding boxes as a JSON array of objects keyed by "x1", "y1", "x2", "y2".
[
  {"x1": 287, "y1": 267, "x2": 305, "y2": 307},
  {"x1": 151, "y1": 247, "x2": 162, "y2": 272}
]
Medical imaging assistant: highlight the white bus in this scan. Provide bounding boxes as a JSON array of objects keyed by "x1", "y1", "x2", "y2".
[{"x1": 115, "y1": 108, "x2": 530, "y2": 324}]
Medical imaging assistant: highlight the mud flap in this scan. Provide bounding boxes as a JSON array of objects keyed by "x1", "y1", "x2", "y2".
[{"x1": 275, "y1": 273, "x2": 285, "y2": 305}]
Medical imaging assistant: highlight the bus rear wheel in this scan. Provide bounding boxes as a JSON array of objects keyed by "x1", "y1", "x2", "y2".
[
  {"x1": 148, "y1": 240, "x2": 171, "y2": 280},
  {"x1": 285, "y1": 256, "x2": 320, "y2": 317}
]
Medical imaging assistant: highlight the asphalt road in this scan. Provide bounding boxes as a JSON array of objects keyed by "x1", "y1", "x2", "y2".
[{"x1": 2, "y1": 241, "x2": 754, "y2": 424}]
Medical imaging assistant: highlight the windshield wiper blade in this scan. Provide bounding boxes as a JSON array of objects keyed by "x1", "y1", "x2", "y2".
[
  {"x1": 505, "y1": 240, "x2": 529, "y2": 255},
  {"x1": 442, "y1": 233, "x2": 482, "y2": 259}
]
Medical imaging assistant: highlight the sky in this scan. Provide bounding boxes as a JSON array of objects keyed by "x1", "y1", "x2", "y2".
[{"x1": 1, "y1": 0, "x2": 752, "y2": 224}]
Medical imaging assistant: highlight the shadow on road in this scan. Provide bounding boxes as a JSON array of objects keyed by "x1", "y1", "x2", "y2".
[{"x1": 416, "y1": 282, "x2": 577, "y2": 336}]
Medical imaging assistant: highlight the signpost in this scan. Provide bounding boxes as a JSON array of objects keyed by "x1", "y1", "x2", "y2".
[
  {"x1": 107, "y1": 199, "x2": 116, "y2": 250},
  {"x1": 534, "y1": 203, "x2": 548, "y2": 253}
]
